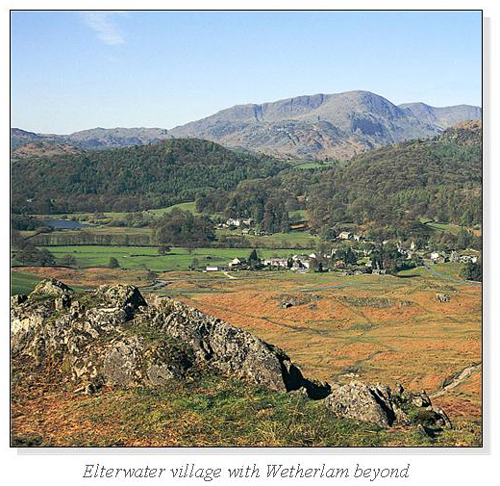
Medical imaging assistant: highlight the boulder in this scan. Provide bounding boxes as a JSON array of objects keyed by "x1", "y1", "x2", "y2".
[
  {"x1": 435, "y1": 293, "x2": 450, "y2": 303},
  {"x1": 30, "y1": 278, "x2": 73, "y2": 298},
  {"x1": 325, "y1": 381, "x2": 396, "y2": 428},
  {"x1": 95, "y1": 284, "x2": 147, "y2": 310}
]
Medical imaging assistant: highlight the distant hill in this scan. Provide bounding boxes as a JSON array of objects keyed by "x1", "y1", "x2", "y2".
[
  {"x1": 12, "y1": 91, "x2": 481, "y2": 159},
  {"x1": 307, "y1": 120, "x2": 483, "y2": 236},
  {"x1": 398, "y1": 103, "x2": 482, "y2": 129},
  {"x1": 11, "y1": 141, "x2": 83, "y2": 159},
  {"x1": 11, "y1": 127, "x2": 171, "y2": 152},
  {"x1": 11, "y1": 128, "x2": 46, "y2": 151},
  {"x1": 11, "y1": 138, "x2": 289, "y2": 214},
  {"x1": 168, "y1": 90, "x2": 481, "y2": 159}
]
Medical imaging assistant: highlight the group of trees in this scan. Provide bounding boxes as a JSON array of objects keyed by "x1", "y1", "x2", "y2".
[
  {"x1": 460, "y1": 260, "x2": 482, "y2": 282},
  {"x1": 153, "y1": 208, "x2": 215, "y2": 247},
  {"x1": 11, "y1": 230, "x2": 56, "y2": 267},
  {"x1": 196, "y1": 178, "x2": 298, "y2": 233}
]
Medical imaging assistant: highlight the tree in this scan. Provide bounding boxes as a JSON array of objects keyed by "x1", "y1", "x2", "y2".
[
  {"x1": 154, "y1": 209, "x2": 215, "y2": 247},
  {"x1": 189, "y1": 258, "x2": 199, "y2": 270},
  {"x1": 158, "y1": 245, "x2": 171, "y2": 255},
  {"x1": 460, "y1": 261, "x2": 482, "y2": 281},
  {"x1": 60, "y1": 254, "x2": 77, "y2": 267},
  {"x1": 456, "y1": 228, "x2": 473, "y2": 250},
  {"x1": 108, "y1": 257, "x2": 120, "y2": 269},
  {"x1": 248, "y1": 249, "x2": 261, "y2": 269},
  {"x1": 15, "y1": 245, "x2": 55, "y2": 267}
]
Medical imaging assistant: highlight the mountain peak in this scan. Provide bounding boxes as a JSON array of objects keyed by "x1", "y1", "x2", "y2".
[{"x1": 168, "y1": 90, "x2": 480, "y2": 159}]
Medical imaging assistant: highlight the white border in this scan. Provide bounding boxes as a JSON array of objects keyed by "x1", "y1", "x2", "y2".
[{"x1": 2, "y1": 2, "x2": 497, "y2": 485}]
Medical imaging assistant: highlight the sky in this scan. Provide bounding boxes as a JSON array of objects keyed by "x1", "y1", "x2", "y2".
[{"x1": 11, "y1": 10, "x2": 482, "y2": 134}]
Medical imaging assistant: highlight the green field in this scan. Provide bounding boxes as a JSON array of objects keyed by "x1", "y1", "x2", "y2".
[
  {"x1": 398, "y1": 261, "x2": 464, "y2": 280},
  {"x1": 33, "y1": 201, "x2": 220, "y2": 224},
  {"x1": 10, "y1": 271, "x2": 90, "y2": 295},
  {"x1": 39, "y1": 246, "x2": 306, "y2": 272},
  {"x1": 11, "y1": 271, "x2": 42, "y2": 295},
  {"x1": 420, "y1": 218, "x2": 469, "y2": 236},
  {"x1": 216, "y1": 228, "x2": 317, "y2": 248}
]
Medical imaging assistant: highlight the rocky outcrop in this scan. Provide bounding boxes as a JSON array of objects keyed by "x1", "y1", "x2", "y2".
[
  {"x1": 11, "y1": 281, "x2": 326, "y2": 396},
  {"x1": 435, "y1": 293, "x2": 450, "y2": 303},
  {"x1": 324, "y1": 381, "x2": 451, "y2": 430},
  {"x1": 10, "y1": 281, "x2": 450, "y2": 431},
  {"x1": 325, "y1": 381, "x2": 398, "y2": 428},
  {"x1": 30, "y1": 278, "x2": 73, "y2": 298}
]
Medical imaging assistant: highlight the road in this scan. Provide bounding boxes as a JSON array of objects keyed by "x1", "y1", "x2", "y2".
[{"x1": 422, "y1": 261, "x2": 481, "y2": 286}]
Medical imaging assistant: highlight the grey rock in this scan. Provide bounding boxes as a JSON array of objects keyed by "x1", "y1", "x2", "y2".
[
  {"x1": 435, "y1": 293, "x2": 450, "y2": 303},
  {"x1": 325, "y1": 381, "x2": 396, "y2": 428},
  {"x1": 95, "y1": 284, "x2": 147, "y2": 310},
  {"x1": 30, "y1": 278, "x2": 73, "y2": 298},
  {"x1": 55, "y1": 294, "x2": 72, "y2": 310}
]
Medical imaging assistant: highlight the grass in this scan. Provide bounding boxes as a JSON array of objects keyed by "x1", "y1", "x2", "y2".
[
  {"x1": 289, "y1": 209, "x2": 309, "y2": 220},
  {"x1": 419, "y1": 218, "x2": 479, "y2": 236},
  {"x1": 292, "y1": 160, "x2": 348, "y2": 170},
  {"x1": 11, "y1": 364, "x2": 481, "y2": 447},
  {"x1": 11, "y1": 271, "x2": 42, "y2": 295},
  {"x1": 170, "y1": 268, "x2": 481, "y2": 435},
  {"x1": 10, "y1": 265, "x2": 482, "y2": 447},
  {"x1": 398, "y1": 262, "x2": 463, "y2": 280},
  {"x1": 10, "y1": 270, "x2": 89, "y2": 296},
  {"x1": 31, "y1": 201, "x2": 222, "y2": 224},
  {"x1": 216, "y1": 229, "x2": 318, "y2": 247},
  {"x1": 36, "y1": 245, "x2": 308, "y2": 272}
]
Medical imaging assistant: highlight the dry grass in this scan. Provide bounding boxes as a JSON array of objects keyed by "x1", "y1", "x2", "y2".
[{"x1": 172, "y1": 272, "x2": 481, "y2": 423}]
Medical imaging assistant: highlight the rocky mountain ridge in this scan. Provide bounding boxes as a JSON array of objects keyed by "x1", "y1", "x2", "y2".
[
  {"x1": 12, "y1": 90, "x2": 481, "y2": 159},
  {"x1": 168, "y1": 90, "x2": 481, "y2": 159},
  {"x1": 11, "y1": 279, "x2": 452, "y2": 434}
]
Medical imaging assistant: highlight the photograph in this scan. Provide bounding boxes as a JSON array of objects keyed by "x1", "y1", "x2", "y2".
[{"x1": 10, "y1": 9, "x2": 482, "y2": 449}]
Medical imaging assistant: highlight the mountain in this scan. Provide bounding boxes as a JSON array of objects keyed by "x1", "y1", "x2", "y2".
[
  {"x1": 168, "y1": 91, "x2": 481, "y2": 159},
  {"x1": 11, "y1": 141, "x2": 84, "y2": 159},
  {"x1": 398, "y1": 103, "x2": 482, "y2": 129},
  {"x1": 11, "y1": 138, "x2": 289, "y2": 214},
  {"x1": 12, "y1": 91, "x2": 481, "y2": 159},
  {"x1": 10, "y1": 128, "x2": 45, "y2": 151},
  {"x1": 11, "y1": 127, "x2": 171, "y2": 152}
]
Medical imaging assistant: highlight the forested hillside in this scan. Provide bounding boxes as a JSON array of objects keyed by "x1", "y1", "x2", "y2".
[
  {"x1": 306, "y1": 121, "x2": 482, "y2": 239},
  {"x1": 11, "y1": 139, "x2": 289, "y2": 214}
]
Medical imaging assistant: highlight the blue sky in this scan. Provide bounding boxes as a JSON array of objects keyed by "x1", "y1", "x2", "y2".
[{"x1": 11, "y1": 10, "x2": 482, "y2": 134}]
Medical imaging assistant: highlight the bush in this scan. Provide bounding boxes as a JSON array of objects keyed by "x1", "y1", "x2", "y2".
[
  {"x1": 108, "y1": 257, "x2": 120, "y2": 269},
  {"x1": 460, "y1": 261, "x2": 482, "y2": 281}
]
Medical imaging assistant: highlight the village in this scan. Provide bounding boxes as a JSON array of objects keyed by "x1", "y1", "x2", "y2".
[{"x1": 204, "y1": 218, "x2": 480, "y2": 275}]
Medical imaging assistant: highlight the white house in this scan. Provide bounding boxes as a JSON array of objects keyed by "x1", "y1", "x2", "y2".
[
  {"x1": 262, "y1": 258, "x2": 289, "y2": 268},
  {"x1": 430, "y1": 251, "x2": 441, "y2": 261},
  {"x1": 228, "y1": 257, "x2": 247, "y2": 268}
]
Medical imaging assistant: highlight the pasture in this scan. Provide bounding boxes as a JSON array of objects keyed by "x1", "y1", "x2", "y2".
[{"x1": 38, "y1": 245, "x2": 305, "y2": 272}]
